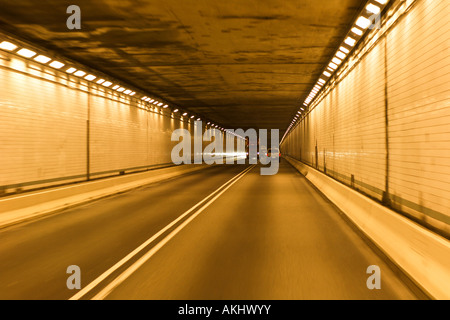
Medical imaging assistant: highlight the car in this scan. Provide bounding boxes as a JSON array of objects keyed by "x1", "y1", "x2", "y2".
[{"x1": 267, "y1": 148, "x2": 280, "y2": 158}]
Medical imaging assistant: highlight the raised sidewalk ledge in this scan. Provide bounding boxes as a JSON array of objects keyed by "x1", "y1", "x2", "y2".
[
  {"x1": 0, "y1": 164, "x2": 211, "y2": 228},
  {"x1": 284, "y1": 155, "x2": 450, "y2": 300}
]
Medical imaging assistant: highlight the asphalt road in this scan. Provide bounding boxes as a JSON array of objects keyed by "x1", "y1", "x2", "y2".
[{"x1": 0, "y1": 160, "x2": 419, "y2": 299}]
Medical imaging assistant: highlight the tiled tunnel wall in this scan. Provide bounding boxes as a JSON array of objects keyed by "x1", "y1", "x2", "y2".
[
  {"x1": 281, "y1": 0, "x2": 449, "y2": 236},
  {"x1": 0, "y1": 49, "x2": 240, "y2": 194}
]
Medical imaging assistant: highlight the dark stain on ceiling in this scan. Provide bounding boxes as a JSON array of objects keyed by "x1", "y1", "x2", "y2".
[{"x1": 0, "y1": 0, "x2": 365, "y2": 133}]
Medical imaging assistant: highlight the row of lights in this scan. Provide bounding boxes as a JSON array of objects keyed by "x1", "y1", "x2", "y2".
[
  {"x1": 0, "y1": 39, "x2": 137, "y2": 96},
  {"x1": 0, "y1": 37, "x2": 243, "y2": 139},
  {"x1": 286, "y1": 0, "x2": 389, "y2": 135}
]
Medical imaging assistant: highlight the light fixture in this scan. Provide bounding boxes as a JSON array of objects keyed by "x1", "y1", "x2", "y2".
[
  {"x1": 163, "y1": 104, "x2": 169, "y2": 108},
  {"x1": 124, "y1": 89, "x2": 132, "y2": 94},
  {"x1": 375, "y1": 0, "x2": 388, "y2": 4},
  {"x1": 336, "y1": 51, "x2": 346, "y2": 59},
  {"x1": 141, "y1": 96, "x2": 148, "y2": 100},
  {"x1": 173, "y1": 109, "x2": 179, "y2": 113},
  {"x1": 84, "y1": 74, "x2": 96, "y2": 81},
  {"x1": 34, "y1": 55, "x2": 51, "y2": 64},
  {"x1": 190, "y1": 115, "x2": 195, "y2": 119},
  {"x1": 332, "y1": 57, "x2": 342, "y2": 65},
  {"x1": 329, "y1": 62, "x2": 338, "y2": 70},
  {"x1": 355, "y1": 16, "x2": 371, "y2": 29},
  {"x1": 130, "y1": 92, "x2": 136, "y2": 96},
  {"x1": 66, "y1": 67, "x2": 76, "y2": 74},
  {"x1": 351, "y1": 27, "x2": 363, "y2": 36},
  {"x1": 74, "y1": 70, "x2": 86, "y2": 77},
  {"x1": 318, "y1": 78, "x2": 326, "y2": 84},
  {"x1": 112, "y1": 85, "x2": 120, "y2": 90},
  {"x1": 153, "y1": 101, "x2": 158, "y2": 105},
  {"x1": 102, "y1": 81, "x2": 112, "y2": 87},
  {"x1": 17, "y1": 48, "x2": 36, "y2": 58},
  {"x1": 158, "y1": 102, "x2": 163, "y2": 106},
  {"x1": 367, "y1": 4, "x2": 381, "y2": 14},
  {"x1": 345, "y1": 37, "x2": 357, "y2": 47},
  {"x1": 323, "y1": 71, "x2": 331, "y2": 77},
  {"x1": 49, "y1": 61, "x2": 65, "y2": 69},
  {"x1": 0, "y1": 41, "x2": 17, "y2": 51},
  {"x1": 339, "y1": 46, "x2": 350, "y2": 54},
  {"x1": 197, "y1": 118, "x2": 201, "y2": 121},
  {"x1": 117, "y1": 87, "x2": 125, "y2": 92},
  {"x1": 96, "y1": 79, "x2": 105, "y2": 84}
]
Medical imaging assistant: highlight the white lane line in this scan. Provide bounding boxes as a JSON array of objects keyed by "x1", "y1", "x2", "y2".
[
  {"x1": 69, "y1": 165, "x2": 255, "y2": 300},
  {"x1": 92, "y1": 164, "x2": 254, "y2": 300}
]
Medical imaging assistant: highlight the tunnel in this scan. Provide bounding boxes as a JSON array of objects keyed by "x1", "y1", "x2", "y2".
[{"x1": 0, "y1": 0, "x2": 448, "y2": 303}]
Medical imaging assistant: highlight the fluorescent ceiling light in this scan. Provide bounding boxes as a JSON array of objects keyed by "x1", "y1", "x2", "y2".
[
  {"x1": 318, "y1": 78, "x2": 326, "y2": 84},
  {"x1": 117, "y1": 87, "x2": 125, "y2": 92},
  {"x1": 356, "y1": 16, "x2": 371, "y2": 29},
  {"x1": 102, "y1": 81, "x2": 112, "y2": 87},
  {"x1": 96, "y1": 79, "x2": 105, "y2": 84},
  {"x1": 366, "y1": 4, "x2": 381, "y2": 14},
  {"x1": 190, "y1": 115, "x2": 195, "y2": 118},
  {"x1": 323, "y1": 71, "x2": 331, "y2": 77},
  {"x1": 351, "y1": 27, "x2": 363, "y2": 36},
  {"x1": 124, "y1": 89, "x2": 132, "y2": 94},
  {"x1": 130, "y1": 92, "x2": 136, "y2": 96},
  {"x1": 153, "y1": 101, "x2": 158, "y2": 105},
  {"x1": 112, "y1": 85, "x2": 120, "y2": 90},
  {"x1": 332, "y1": 57, "x2": 342, "y2": 65},
  {"x1": 329, "y1": 62, "x2": 338, "y2": 70},
  {"x1": 34, "y1": 55, "x2": 51, "y2": 64},
  {"x1": 84, "y1": 74, "x2": 96, "y2": 81},
  {"x1": 374, "y1": 0, "x2": 388, "y2": 5},
  {"x1": 182, "y1": 112, "x2": 187, "y2": 116},
  {"x1": 164, "y1": 104, "x2": 169, "y2": 108},
  {"x1": 336, "y1": 51, "x2": 346, "y2": 59},
  {"x1": 149, "y1": 99, "x2": 155, "y2": 103},
  {"x1": 17, "y1": 48, "x2": 36, "y2": 58},
  {"x1": 74, "y1": 70, "x2": 86, "y2": 77},
  {"x1": 345, "y1": 37, "x2": 357, "y2": 46},
  {"x1": 158, "y1": 102, "x2": 163, "y2": 106},
  {"x1": 66, "y1": 67, "x2": 76, "y2": 74},
  {"x1": 339, "y1": 46, "x2": 350, "y2": 54},
  {"x1": 197, "y1": 118, "x2": 201, "y2": 121},
  {"x1": 141, "y1": 96, "x2": 148, "y2": 100},
  {"x1": 173, "y1": 109, "x2": 179, "y2": 113},
  {"x1": 49, "y1": 61, "x2": 65, "y2": 69},
  {"x1": 0, "y1": 41, "x2": 17, "y2": 51}
]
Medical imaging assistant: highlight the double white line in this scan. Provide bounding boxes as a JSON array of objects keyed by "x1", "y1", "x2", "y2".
[{"x1": 70, "y1": 164, "x2": 255, "y2": 300}]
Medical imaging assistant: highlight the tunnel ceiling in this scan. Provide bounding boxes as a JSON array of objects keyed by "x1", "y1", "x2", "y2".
[{"x1": 0, "y1": 0, "x2": 365, "y2": 132}]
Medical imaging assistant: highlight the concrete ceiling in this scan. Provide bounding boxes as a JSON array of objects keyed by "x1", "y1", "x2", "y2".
[{"x1": 0, "y1": 0, "x2": 365, "y2": 133}]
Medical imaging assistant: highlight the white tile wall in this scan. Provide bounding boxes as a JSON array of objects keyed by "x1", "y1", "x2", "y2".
[
  {"x1": 282, "y1": 0, "x2": 450, "y2": 232},
  {"x1": 0, "y1": 52, "x2": 203, "y2": 193},
  {"x1": 387, "y1": 0, "x2": 450, "y2": 223},
  {"x1": 0, "y1": 56, "x2": 87, "y2": 190}
]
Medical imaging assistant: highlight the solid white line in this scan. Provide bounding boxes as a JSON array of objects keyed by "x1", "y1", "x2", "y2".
[
  {"x1": 69, "y1": 165, "x2": 255, "y2": 300},
  {"x1": 92, "y1": 164, "x2": 255, "y2": 300}
]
